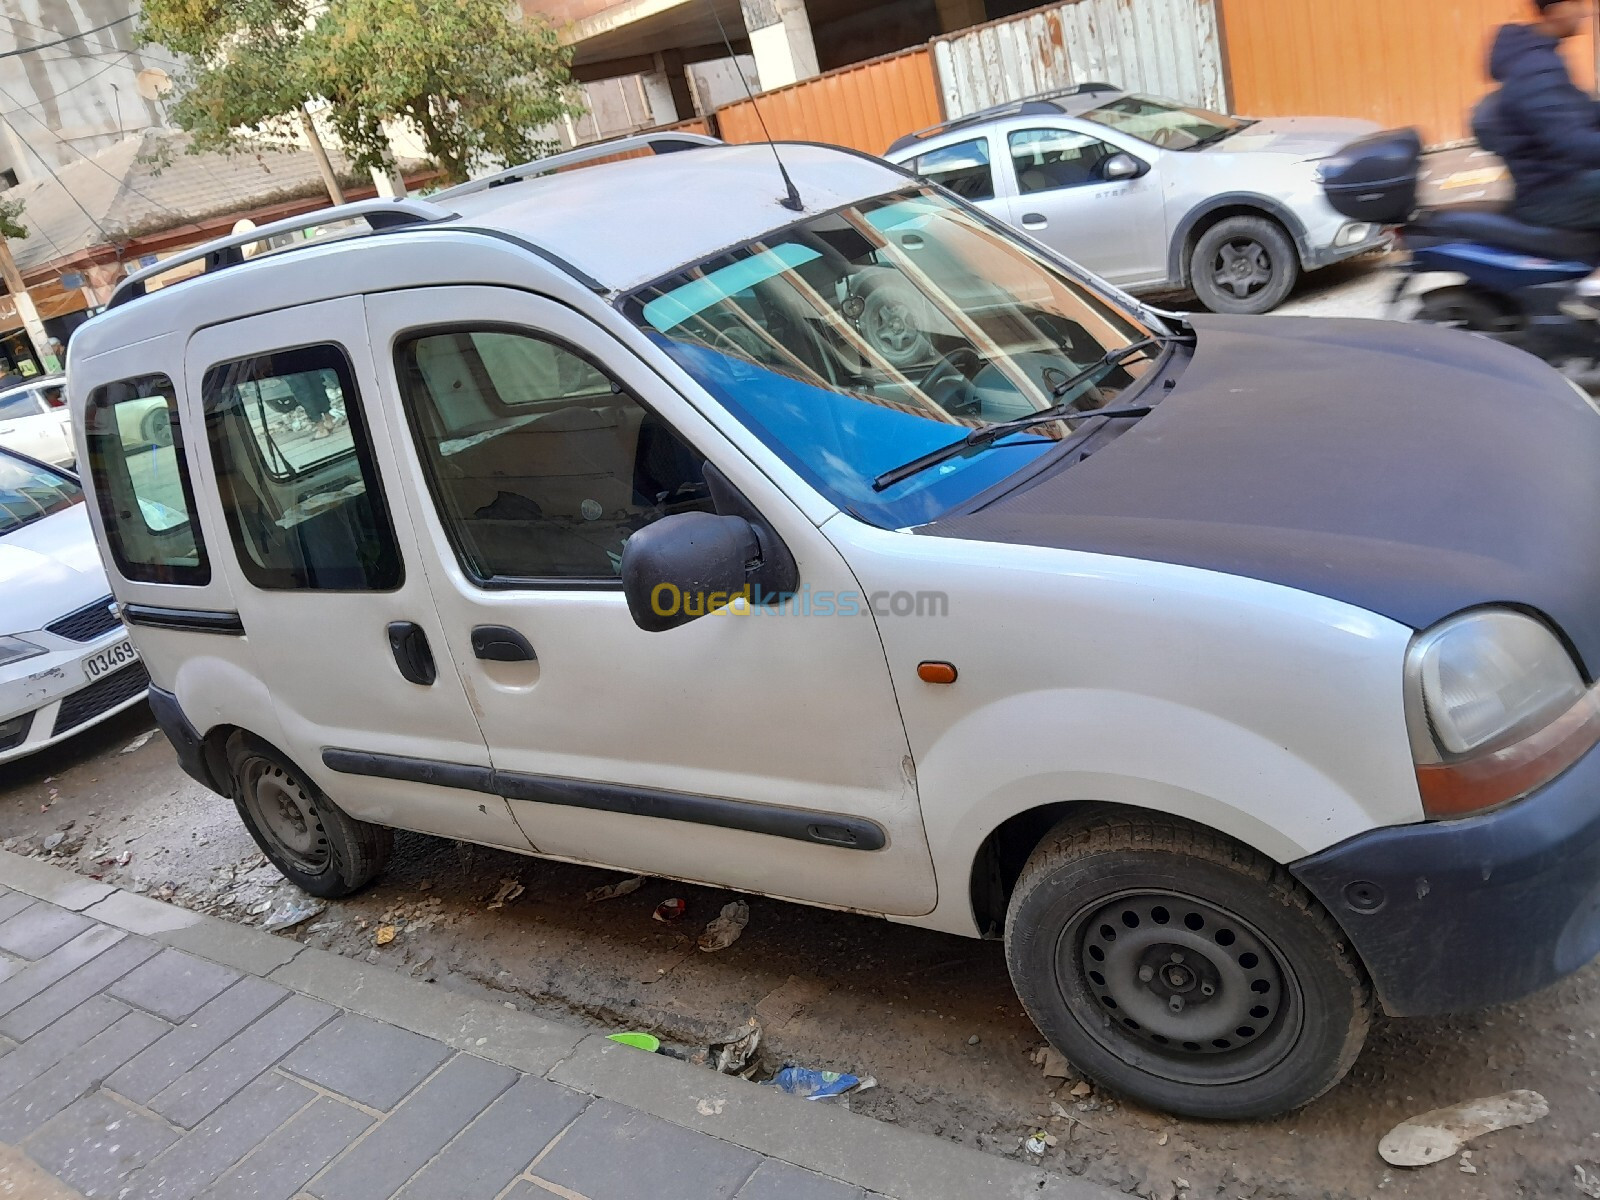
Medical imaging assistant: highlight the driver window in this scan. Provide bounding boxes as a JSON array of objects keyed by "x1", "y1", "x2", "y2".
[
  {"x1": 1009, "y1": 129, "x2": 1119, "y2": 194},
  {"x1": 913, "y1": 138, "x2": 994, "y2": 202},
  {"x1": 395, "y1": 328, "x2": 712, "y2": 584}
]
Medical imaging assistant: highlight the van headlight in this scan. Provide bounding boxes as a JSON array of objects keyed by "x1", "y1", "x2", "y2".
[
  {"x1": 1404, "y1": 609, "x2": 1600, "y2": 816},
  {"x1": 0, "y1": 637, "x2": 45, "y2": 670}
]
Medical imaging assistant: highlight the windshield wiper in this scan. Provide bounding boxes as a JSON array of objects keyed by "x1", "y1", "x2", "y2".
[
  {"x1": 872, "y1": 334, "x2": 1190, "y2": 492},
  {"x1": 1185, "y1": 120, "x2": 1256, "y2": 150}
]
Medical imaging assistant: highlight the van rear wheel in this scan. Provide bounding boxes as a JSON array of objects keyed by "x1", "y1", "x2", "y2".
[
  {"x1": 227, "y1": 736, "x2": 390, "y2": 898},
  {"x1": 1004, "y1": 815, "x2": 1372, "y2": 1119}
]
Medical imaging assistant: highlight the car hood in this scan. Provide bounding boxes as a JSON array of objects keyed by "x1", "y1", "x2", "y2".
[
  {"x1": 0, "y1": 502, "x2": 112, "y2": 635},
  {"x1": 1208, "y1": 115, "x2": 1380, "y2": 159},
  {"x1": 923, "y1": 315, "x2": 1600, "y2": 671}
]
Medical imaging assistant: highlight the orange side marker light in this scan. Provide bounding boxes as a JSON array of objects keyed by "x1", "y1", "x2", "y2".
[{"x1": 917, "y1": 661, "x2": 958, "y2": 684}]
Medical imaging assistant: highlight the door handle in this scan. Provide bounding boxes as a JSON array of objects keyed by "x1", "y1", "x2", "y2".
[
  {"x1": 1021, "y1": 213, "x2": 1048, "y2": 229},
  {"x1": 387, "y1": 621, "x2": 438, "y2": 686},
  {"x1": 471, "y1": 625, "x2": 537, "y2": 662}
]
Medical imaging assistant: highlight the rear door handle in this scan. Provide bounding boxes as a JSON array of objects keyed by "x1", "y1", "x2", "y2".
[
  {"x1": 1021, "y1": 213, "x2": 1048, "y2": 229},
  {"x1": 471, "y1": 625, "x2": 537, "y2": 662},
  {"x1": 387, "y1": 621, "x2": 437, "y2": 686}
]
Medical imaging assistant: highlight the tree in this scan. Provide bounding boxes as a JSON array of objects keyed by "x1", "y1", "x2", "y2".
[
  {"x1": 140, "y1": 0, "x2": 316, "y2": 155},
  {"x1": 302, "y1": 0, "x2": 580, "y2": 183},
  {"x1": 0, "y1": 195, "x2": 25, "y2": 241},
  {"x1": 140, "y1": 0, "x2": 580, "y2": 184}
]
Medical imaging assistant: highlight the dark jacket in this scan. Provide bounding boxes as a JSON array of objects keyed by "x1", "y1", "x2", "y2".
[{"x1": 1485, "y1": 23, "x2": 1600, "y2": 214}]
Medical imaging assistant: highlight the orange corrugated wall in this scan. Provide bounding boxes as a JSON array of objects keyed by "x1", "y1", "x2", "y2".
[
  {"x1": 714, "y1": 46, "x2": 942, "y2": 154},
  {"x1": 1220, "y1": 0, "x2": 1595, "y2": 145}
]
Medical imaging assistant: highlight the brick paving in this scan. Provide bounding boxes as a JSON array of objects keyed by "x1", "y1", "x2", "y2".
[{"x1": 0, "y1": 855, "x2": 1116, "y2": 1200}]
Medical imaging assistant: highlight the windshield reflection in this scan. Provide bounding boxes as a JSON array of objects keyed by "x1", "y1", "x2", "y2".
[{"x1": 625, "y1": 189, "x2": 1153, "y2": 526}]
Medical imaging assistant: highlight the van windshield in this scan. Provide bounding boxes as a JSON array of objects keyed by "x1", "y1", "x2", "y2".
[
  {"x1": 621, "y1": 189, "x2": 1153, "y2": 528},
  {"x1": 0, "y1": 449, "x2": 82, "y2": 536}
]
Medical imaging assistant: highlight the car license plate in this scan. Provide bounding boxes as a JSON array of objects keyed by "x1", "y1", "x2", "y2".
[{"x1": 84, "y1": 640, "x2": 139, "y2": 681}]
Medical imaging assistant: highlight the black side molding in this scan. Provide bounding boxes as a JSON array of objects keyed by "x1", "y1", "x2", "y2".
[
  {"x1": 122, "y1": 604, "x2": 246, "y2": 636},
  {"x1": 146, "y1": 686, "x2": 227, "y2": 795},
  {"x1": 321, "y1": 749, "x2": 887, "y2": 851}
]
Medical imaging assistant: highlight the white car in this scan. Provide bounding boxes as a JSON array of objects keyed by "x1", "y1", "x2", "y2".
[
  {"x1": 0, "y1": 447, "x2": 146, "y2": 764},
  {"x1": 0, "y1": 376, "x2": 73, "y2": 469},
  {"x1": 65, "y1": 135, "x2": 1600, "y2": 1120},
  {"x1": 884, "y1": 85, "x2": 1389, "y2": 314}
]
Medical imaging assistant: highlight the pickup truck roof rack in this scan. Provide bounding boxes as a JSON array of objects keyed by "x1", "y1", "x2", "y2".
[
  {"x1": 433, "y1": 131, "x2": 722, "y2": 202},
  {"x1": 106, "y1": 196, "x2": 455, "y2": 310},
  {"x1": 884, "y1": 82, "x2": 1121, "y2": 156}
]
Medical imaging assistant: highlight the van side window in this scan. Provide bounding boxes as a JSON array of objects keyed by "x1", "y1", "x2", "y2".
[
  {"x1": 84, "y1": 374, "x2": 210, "y2": 585},
  {"x1": 395, "y1": 328, "x2": 711, "y2": 583},
  {"x1": 202, "y1": 345, "x2": 402, "y2": 591}
]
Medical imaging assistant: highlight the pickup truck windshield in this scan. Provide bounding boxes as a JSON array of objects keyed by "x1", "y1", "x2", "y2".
[
  {"x1": 1082, "y1": 94, "x2": 1244, "y2": 150},
  {"x1": 0, "y1": 450, "x2": 81, "y2": 537},
  {"x1": 622, "y1": 189, "x2": 1152, "y2": 527}
]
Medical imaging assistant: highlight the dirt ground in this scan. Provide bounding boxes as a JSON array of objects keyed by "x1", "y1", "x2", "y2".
[{"x1": 3, "y1": 705, "x2": 1598, "y2": 1200}]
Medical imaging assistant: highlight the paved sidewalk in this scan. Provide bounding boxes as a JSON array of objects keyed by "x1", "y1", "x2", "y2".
[{"x1": 0, "y1": 852, "x2": 1117, "y2": 1200}]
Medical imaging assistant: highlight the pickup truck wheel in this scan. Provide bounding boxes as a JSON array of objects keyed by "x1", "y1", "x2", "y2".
[
  {"x1": 227, "y1": 736, "x2": 391, "y2": 898},
  {"x1": 1190, "y1": 216, "x2": 1299, "y2": 315},
  {"x1": 1004, "y1": 816, "x2": 1372, "y2": 1119}
]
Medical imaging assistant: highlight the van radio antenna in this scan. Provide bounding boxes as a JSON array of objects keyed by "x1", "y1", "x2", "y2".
[{"x1": 707, "y1": 0, "x2": 805, "y2": 212}]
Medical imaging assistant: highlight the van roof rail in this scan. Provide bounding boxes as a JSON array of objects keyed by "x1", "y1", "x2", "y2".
[
  {"x1": 433, "y1": 132, "x2": 722, "y2": 202},
  {"x1": 106, "y1": 196, "x2": 457, "y2": 310}
]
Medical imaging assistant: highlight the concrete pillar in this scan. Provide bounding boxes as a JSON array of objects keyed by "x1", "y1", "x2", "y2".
[
  {"x1": 651, "y1": 50, "x2": 697, "y2": 121},
  {"x1": 740, "y1": 0, "x2": 818, "y2": 91},
  {"x1": 370, "y1": 157, "x2": 408, "y2": 199}
]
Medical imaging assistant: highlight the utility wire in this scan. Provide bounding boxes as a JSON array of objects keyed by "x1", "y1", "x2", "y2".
[
  {"x1": 0, "y1": 80, "x2": 180, "y2": 216},
  {"x1": 0, "y1": 13, "x2": 136, "y2": 59},
  {"x1": 1, "y1": 55, "x2": 133, "y2": 113},
  {"x1": 2, "y1": 15, "x2": 187, "y2": 71},
  {"x1": 0, "y1": 111, "x2": 113, "y2": 246}
]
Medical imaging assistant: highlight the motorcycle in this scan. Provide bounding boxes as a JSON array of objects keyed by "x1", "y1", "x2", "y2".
[{"x1": 1320, "y1": 122, "x2": 1600, "y2": 369}]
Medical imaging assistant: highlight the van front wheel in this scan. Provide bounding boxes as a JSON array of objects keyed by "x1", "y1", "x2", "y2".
[
  {"x1": 227, "y1": 737, "x2": 391, "y2": 898},
  {"x1": 1004, "y1": 817, "x2": 1372, "y2": 1119}
]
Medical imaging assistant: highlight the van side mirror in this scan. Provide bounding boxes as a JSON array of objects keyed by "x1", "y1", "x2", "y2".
[
  {"x1": 621, "y1": 512, "x2": 760, "y2": 632},
  {"x1": 1103, "y1": 153, "x2": 1146, "y2": 181}
]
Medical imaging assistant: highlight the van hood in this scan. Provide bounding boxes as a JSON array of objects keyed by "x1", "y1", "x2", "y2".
[
  {"x1": 1211, "y1": 115, "x2": 1380, "y2": 159},
  {"x1": 0, "y1": 502, "x2": 112, "y2": 635},
  {"x1": 923, "y1": 316, "x2": 1600, "y2": 670}
]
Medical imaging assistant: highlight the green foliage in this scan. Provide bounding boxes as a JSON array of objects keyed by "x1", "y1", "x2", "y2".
[
  {"x1": 141, "y1": 0, "x2": 314, "y2": 154},
  {"x1": 303, "y1": 0, "x2": 580, "y2": 182},
  {"x1": 140, "y1": 0, "x2": 581, "y2": 182},
  {"x1": 0, "y1": 195, "x2": 25, "y2": 241}
]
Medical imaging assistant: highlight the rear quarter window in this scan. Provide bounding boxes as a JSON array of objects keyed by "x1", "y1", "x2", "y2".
[{"x1": 84, "y1": 374, "x2": 210, "y2": 585}]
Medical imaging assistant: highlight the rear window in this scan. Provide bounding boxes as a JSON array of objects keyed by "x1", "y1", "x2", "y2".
[
  {"x1": 913, "y1": 137, "x2": 994, "y2": 202},
  {"x1": 84, "y1": 374, "x2": 209, "y2": 585}
]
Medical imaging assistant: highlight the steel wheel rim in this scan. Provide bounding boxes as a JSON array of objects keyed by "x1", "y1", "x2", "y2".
[
  {"x1": 241, "y1": 760, "x2": 329, "y2": 873},
  {"x1": 863, "y1": 294, "x2": 929, "y2": 364},
  {"x1": 1213, "y1": 238, "x2": 1274, "y2": 298},
  {"x1": 1057, "y1": 889, "x2": 1303, "y2": 1086}
]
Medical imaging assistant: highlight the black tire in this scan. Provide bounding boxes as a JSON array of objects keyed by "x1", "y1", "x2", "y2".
[
  {"x1": 1416, "y1": 284, "x2": 1517, "y2": 334},
  {"x1": 1004, "y1": 815, "x2": 1372, "y2": 1119},
  {"x1": 140, "y1": 406, "x2": 173, "y2": 448},
  {"x1": 226, "y1": 735, "x2": 391, "y2": 898},
  {"x1": 1189, "y1": 215, "x2": 1300, "y2": 315}
]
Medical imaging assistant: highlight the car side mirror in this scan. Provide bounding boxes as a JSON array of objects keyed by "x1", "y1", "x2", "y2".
[
  {"x1": 1103, "y1": 153, "x2": 1146, "y2": 181},
  {"x1": 621, "y1": 512, "x2": 760, "y2": 632}
]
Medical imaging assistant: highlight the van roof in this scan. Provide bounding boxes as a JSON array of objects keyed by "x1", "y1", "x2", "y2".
[
  {"x1": 444, "y1": 142, "x2": 907, "y2": 291},
  {"x1": 93, "y1": 142, "x2": 910, "y2": 324}
]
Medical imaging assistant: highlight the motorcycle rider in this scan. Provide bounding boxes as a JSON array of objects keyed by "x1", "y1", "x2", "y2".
[{"x1": 1485, "y1": 0, "x2": 1600, "y2": 316}]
